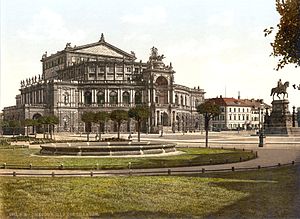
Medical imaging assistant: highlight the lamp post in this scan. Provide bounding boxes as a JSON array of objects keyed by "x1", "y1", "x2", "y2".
[
  {"x1": 292, "y1": 106, "x2": 296, "y2": 127},
  {"x1": 258, "y1": 107, "x2": 265, "y2": 147},
  {"x1": 160, "y1": 112, "x2": 164, "y2": 137}
]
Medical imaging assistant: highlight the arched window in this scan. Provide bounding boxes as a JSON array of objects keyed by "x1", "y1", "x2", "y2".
[
  {"x1": 155, "y1": 76, "x2": 168, "y2": 104},
  {"x1": 63, "y1": 116, "x2": 69, "y2": 131},
  {"x1": 109, "y1": 91, "x2": 118, "y2": 104},
  {"x1": 175, "y1": 94, "x2": 178, "y2": 105},
  {"x1": 135, "y1": 91, "x2": 142, "y2": 104},
  {"x1": 63, "y1": 92, "x2": 69, "y2": 105},
  {"x1": 181, "y1": 96, "x2": 184, "y2": 106},
  {"x1": 97, "y1": 91, "x2": 105, "y2": 104},
  {"x1": 84, "y1": 91, "x2": 92, "y2": 105},
  {"x1": 122, "y1": 91, "x2": 130, "y2": 104}
]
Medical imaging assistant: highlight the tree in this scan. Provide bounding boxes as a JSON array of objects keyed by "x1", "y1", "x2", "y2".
[
  {"x1": 8, "y1": 120, "x2": 21, "y2": 137},
  {"x1": 81, "y1": 111, "x2": 95, "y2": 142},
  {"x1": 110, "y1": 110, "x2": 128, "y2": 139},
  {"x1": 197, "y1": 101, "x2": 221, "y2": 148},
  {"x1": 128, "y1": 106, "x2": 150, "y2": 142},
  {"x1": 0, "y1": 119, "x2": 8, "y2": 136},
  {"x1": 37, "y1": 116, "x2": 48, "y2": 139},
  {"x1": 264, "y1": 0, "x2": 300, "y2": 70},
  {"x1": 94, "y1": 111, "x2": 109, "y2": 141},
  {"x1": 47, "y1": 115, "x2": 59, "y2": 139},
  {"x1": 22, "y1": 119, "x2": 34, "y2": 137}
]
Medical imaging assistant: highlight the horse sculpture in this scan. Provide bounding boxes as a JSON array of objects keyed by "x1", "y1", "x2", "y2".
[{"x1": 270, "y1": 81, "x2": 289, "y2": 100}]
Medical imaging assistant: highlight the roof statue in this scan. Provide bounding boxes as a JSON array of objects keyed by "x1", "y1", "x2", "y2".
[
  {"x1": 130, "y1": 51, "x2": 136, "y2": 58},
  {"x1": 148, "y1": 47, "x2": 168, "y2": 70},
  {"x1": 270, "y1": 79, "x2": 289, "y2": 100},
  {"x1": 42, "y1": 51, "x2": 47, "y2": 59},
  {"x1": 65, "y1": 42, "x2": 72, "y2": 49},
  {"x1": 149, "y1": 46, "x2": 165, "y2": 61},
  {"x1": 99, "y1": 33, "x2": 105, "y2": 42}
]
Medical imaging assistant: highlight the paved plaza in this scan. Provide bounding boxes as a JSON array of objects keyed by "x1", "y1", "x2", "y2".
[{"x1": 2, "y1": 131, "x2": 300, "y2": 176}]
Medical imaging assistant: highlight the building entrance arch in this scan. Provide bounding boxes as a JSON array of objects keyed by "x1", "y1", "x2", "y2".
[
  {"x1": 155, "y1": 76, "x2": 168, "y2": 104},
  {"x1": 32, "y1": 113, "x2": 42, "y2": 134},
  {"x1": 161, "y1": 112, "x2": 169, "y2": 126}
]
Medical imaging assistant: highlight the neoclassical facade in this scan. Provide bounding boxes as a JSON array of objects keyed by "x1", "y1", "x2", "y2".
[{"x1": 3, "y1": 34, "x2": 205, "y2": 134}]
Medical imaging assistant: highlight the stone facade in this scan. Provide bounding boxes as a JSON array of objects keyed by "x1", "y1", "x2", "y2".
[{"x1": 3, "y1": 34, "x2": 205, "y2": 134}]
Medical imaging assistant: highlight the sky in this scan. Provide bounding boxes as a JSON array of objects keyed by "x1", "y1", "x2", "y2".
[{"x1": 1, "y1": 0, "x2": 300, "y2": 111}]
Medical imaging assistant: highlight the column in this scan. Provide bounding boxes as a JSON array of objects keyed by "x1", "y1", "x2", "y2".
[
  {"x1": 78, "y1": 90, "x2": 81, "y2": 104},
  {"x1": 123, "y1": 60, "x2": 125, "y2": 80},
  {"x1": 114, "y1": 63, "x2": 116, "y2": 81},
  {"x1": 106, "y1": 89, "x2": 109, "y2": 105},
  {"x1": 120, "y1": 89, "x2": 123, "y2": 105},
  {"x1": 148, "y1": 90, "x2": 150, "y2": 103},
  {"x1": 132, "y1": 90, "x2": 135, "y2": 105},
  {"x1": 104, "y1": 63, "x2": 107, "y2": 80},
  {"x1": 35, "y1": 90, "x2": 37, "y2": 104},
  {"x1": 81, "y1": 90, "x2": 84, "y2": 104},
  {"x1": 92, "y1": 89, "x2": 96, "y2": 104},
  {"x1": 41, "y1": 90, "x2": 43, "y2": 103},
  {"x1": 95, "y1": 63, "x2": 98, "y2": 80}
]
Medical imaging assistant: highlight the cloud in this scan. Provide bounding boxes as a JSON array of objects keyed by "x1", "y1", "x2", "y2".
[
  {"x1": 121, "y1": 6, "x2": 167, "y2": 25},
  {"x1": 17, "y1": 8, "x2": 86, "y2": 43}
]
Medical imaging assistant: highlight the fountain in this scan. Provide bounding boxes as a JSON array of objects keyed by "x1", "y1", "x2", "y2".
[{"x1": 40, "y1": 141, "x2": 177, "y2": 156}]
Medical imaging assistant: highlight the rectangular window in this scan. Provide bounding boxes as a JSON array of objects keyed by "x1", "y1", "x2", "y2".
[
  {"x1": 116, "y1": 66, "x2": 123, "y2": 72},
  {"x1": 89, "y1": 67, "x2": 96, "y2": 73},
  {"x1": 99, "y1": 66, "x2": 105, "y2": 73},
  {"x1": 126, "y1": 67, "x2": 131, "y2": 72},
  {"x1": 108, "y1": 66, "x2": 114, "y2": 73}
]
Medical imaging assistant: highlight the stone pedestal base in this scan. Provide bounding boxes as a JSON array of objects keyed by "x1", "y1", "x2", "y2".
[{"x1": 264, "y1": 99, "x2": 300, "y2": 136}]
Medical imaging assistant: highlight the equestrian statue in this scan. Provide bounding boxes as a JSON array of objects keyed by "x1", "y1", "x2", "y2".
[{"x1": 270, "y1": 79, "x2": 289, "y2": 100}]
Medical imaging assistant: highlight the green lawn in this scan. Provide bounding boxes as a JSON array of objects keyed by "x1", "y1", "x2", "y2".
[
  {"x1": 0, "y1": 148, "x2": 255, "y2": 169},
  {"x1": 0, "y1": 166, "x2": 298, "y2": 218}
]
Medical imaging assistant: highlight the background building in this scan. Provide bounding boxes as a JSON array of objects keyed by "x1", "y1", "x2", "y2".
[
  {"x1": 3, "y1": 34, "x2": 205, "y2": 134},
  {"x1": 208, "y1": 96, "x2": 271, "y2": 131}
]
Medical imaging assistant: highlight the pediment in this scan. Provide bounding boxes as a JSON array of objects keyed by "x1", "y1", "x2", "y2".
[
  {"x1": 73, "y1": 42, "x2": 134, "y2": 59},
  {"x1": 76, "y1": 44, "x2": 123, "y2": 57}
]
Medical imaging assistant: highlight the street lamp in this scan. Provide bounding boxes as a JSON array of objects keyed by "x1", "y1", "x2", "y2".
[
  {"x1": 292, "y1": 106, "x2": 296, "y2": 127},
  {"x1": 160, "y1": 112, "x2": 164, "y2": 137}
]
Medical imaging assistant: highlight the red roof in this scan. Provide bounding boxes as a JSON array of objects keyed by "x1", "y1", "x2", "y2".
[{"x1": 207, "y1": 97, "x2": 269, "y2": 107}]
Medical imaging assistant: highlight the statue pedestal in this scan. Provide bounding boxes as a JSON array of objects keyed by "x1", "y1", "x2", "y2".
[{"x1": 264, "y1": 99, "x2": 298, "y2": 135}]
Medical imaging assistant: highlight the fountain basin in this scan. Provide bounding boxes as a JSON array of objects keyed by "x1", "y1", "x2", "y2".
[{"x1": 40, "y1": 141, "x2": 176, "y2": 156}]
